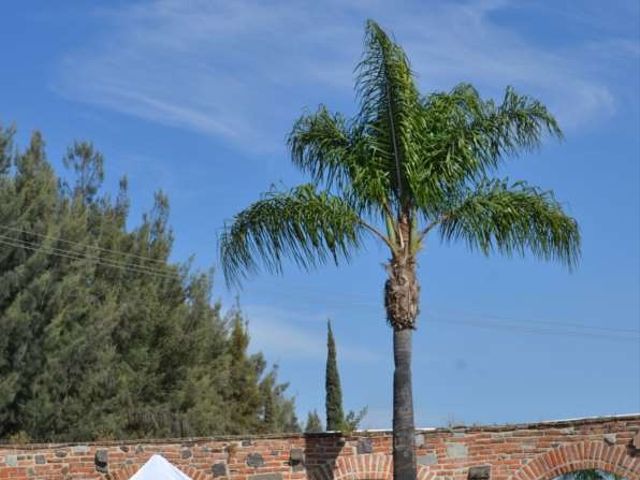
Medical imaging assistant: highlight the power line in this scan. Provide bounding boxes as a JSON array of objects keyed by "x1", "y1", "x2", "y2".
[
  {"x1": 425, "y1": 317, "x2": 639, "y2": 343},
  {"x1": 0, "y1": 224, "x2": 170, "y2": 266},
  {"x1": 0, "y1": 237, "x2": 179, "y2": 281},
  {"x1": 2, "y1": 225, "x2": 638, "y2": 343},
  {"x1": 0, "y1": 236, "x2": 181, "y2": 281},
  {"x1": 246, "y1": 299, "x2": 637, "y2": 343},
  {"x1": 430, "y1": 307, "x2": 640, "y2": 335},
  {"x1": 0, "y1": 233, "x2": 176, "y2": 278},
  {"x1": 241, "y1": 283, "x2": 639, "y2": 336}
]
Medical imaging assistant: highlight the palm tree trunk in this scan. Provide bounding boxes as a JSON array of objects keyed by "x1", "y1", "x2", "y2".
[
  {"x1": 385, "y1": 251, "x2": 419, "y2": 480},
  {"x1": 393, "y1": 327, "x2": 417, "y2": 480}
]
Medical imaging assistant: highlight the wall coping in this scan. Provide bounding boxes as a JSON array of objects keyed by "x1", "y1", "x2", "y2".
[{"x1": 1, "y1": 412, "x2": 638, "y2": 450}]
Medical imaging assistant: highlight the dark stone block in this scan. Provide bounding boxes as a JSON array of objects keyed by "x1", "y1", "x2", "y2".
[
  {"x1": 120, "y1": 445, "x2": 129, "y2": 453},
  {"x1": 242, "y1": 439, "x2": 253, "y2": 446},
  {"x1": 95, "y1": 449, "x2": 109, "y2": 474},
  {"x1": 182, "y1": 449, "x2": 192, "y2": 459},
  {"x1": 246, "y1": 453, "x2": 264, "y2": 468},
  {"x1": 468, "y1": 466, "x2": 491, "y2": 480},
  {"x1": 357, "y1": 438, "x2": 373, "y2": 454},
  {"x1": 290, "y1": 448, "x2": 304, "y2": 463},
  {"x1": 135, "y1": 445, "x2": 145, "y2": 454},
  {"x1": 249, "y1": 474, "x2": 282, "y2": 480},
  {"x1": 35, "y1": 455, "x2": 46, "y2": 465},
  {"x1": 289, "y1": 448, "x2": 305, "y2": 470},
  {"x1": 55, "y1": 450, "x2": 67, "y2": 458},
  {"x1": 212, "y1": 462, "x2": 227, "y2": 477}
]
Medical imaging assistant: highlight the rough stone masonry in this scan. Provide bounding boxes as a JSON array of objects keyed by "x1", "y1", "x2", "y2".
[{"x1": 0, "y1": 414, "x2": 638, "y2": 480}]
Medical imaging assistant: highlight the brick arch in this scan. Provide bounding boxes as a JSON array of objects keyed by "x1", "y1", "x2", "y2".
[
  {"x1": 108, "y1": 462, "x2": 214, "y2": 480},
  {"x1": 108, "y1": 464, "x2": 138, "y2": 480},
  {"x1": 509, "y1": 441, "x2": 640, "y2": 480},
  {"x1": 308, "y1": 453, "x2": 435, "y2": 480},
  {"x1": 306, "y1": 453, "x2": 392, "y2": 480}
]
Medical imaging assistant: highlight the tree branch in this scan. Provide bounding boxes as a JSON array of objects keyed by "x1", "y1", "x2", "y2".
[
  {"x1": 418, "y1": 215, "x2": 447, "y2": 242},
  {"x1": 358, "y1": 219, "x2": 395, "y2": 252}
]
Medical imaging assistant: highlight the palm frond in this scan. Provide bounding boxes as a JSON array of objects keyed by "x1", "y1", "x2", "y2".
[
  {"x1": 415, "y1": 84, "x2": 562, "y2": 213},
  {"x1": 288, "y1": 106, "x2": 353, "y2": 191},
  {"x1": 355, "y1": 19, "x2": 423, "y2": 208},
  {"x1": 288, "y1": 105, "x2": 393, "y2": 216},
  {"x1": 220, "y1": 20, "x2": 580, "y2": 285},
  {"x1": 219, "y1": 184, "x2": 365, "y2": 286},
  {"x1": 474, "y1": 84, "x2": 562, "y2": 164},
  {"x1": 438, "y1": 179, "x2": 580, "y2": 268}
]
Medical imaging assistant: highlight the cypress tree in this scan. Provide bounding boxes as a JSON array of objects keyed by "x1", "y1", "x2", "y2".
[{"x1": 325, "y1": 320, "x2": 344, "y2": 431}]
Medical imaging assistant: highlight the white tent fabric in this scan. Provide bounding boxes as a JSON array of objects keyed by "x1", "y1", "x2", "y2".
[{"x1": 129, "y1": 454, "x2": 193, "y2": 480}]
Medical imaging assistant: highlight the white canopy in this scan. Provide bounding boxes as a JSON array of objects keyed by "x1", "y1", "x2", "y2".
[{"x1": 129, "y1": 454, "x2": 193, "y2": 480}]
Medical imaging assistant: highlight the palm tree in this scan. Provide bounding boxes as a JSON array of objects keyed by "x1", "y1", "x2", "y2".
[{"x1": 219, "y1": 20, "x2": 580, "y2": 480}]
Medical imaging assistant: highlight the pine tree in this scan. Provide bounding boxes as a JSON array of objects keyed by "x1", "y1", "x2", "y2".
[
  {"x1": 0, "y1": 124, "x2": 298, "y2": 441},
  {"x1": 0, "y1": 131, "x2": 59, "y2": 438},
  {"x1": 325, "y1": 320, "x2": 344, "y2": 431},
  {"x1": 225, "y1": 308, "x2": 264, "y2": 434},
  {"x1": 61, "y1": 141, "x2": 104, "y2": 203},
  {"x1": 259, "y1": 367, "x2": 301, "y2": 433},
  {"x1": 304, "y1": 410, "x2": 323, "y2": 433}
]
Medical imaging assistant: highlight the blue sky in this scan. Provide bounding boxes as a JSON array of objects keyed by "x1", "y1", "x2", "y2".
[{"x1": 2, "y1": 0, "x2": 639, "y2": 428}]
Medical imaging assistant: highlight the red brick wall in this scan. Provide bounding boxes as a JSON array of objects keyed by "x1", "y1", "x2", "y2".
[{"x1": 1, "y1": 415, "x2": 638, "y2": 480}]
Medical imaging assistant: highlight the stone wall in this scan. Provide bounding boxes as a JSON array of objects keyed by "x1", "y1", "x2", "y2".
[{"x1": 0, "y1": 414, "x2": 638, "y2": 480}]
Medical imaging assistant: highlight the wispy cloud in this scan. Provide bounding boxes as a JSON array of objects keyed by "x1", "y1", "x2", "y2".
[
  {"x1": 52, "y1": 0, "x2": 637, "y2": 151},
  {"x1": 243, "y1": 304, "x2": 381, "y2": 364}
]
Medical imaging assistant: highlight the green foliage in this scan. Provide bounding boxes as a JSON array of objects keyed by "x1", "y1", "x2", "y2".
[
  {"x1": 325, "y1": 320, "x2": 344, "y2": 431},
  {"x1": 341, "y1": 407, "x2": 368, "y2": 435},
  {"x1": 220, "y1": 184, "x2": 364, "y2": 286},
  {"x1": 0, "y1": 124, "x2": 296, "y2": 441},
  {"x1": 226, "y1": 309, "x2": 264, "y2": 433},
  {"x1": 220, "y1": 19, "x2": 580, "y2": 287},
  {"x1": 304, "y1": 410, "x2": 323, "y2": 433},
  {"x1": 439, "y1": 179, "x2": 580, "y2": 268},
  {"x1": 355, "y1": 20, "x2": 422, "y2": 209},
  {"x1": 61, "y1": 141, "x2": 105, "y2": 203}
]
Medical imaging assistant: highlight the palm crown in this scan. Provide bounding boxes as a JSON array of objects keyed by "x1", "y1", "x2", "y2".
[{"x1": 220, "y1": 20, "x2": 580, "y2": 293}]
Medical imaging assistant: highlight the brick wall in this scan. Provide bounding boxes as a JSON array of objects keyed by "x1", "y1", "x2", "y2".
[{"x1": 0, "y1": 415, "x2": 638, "y2": 480}]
